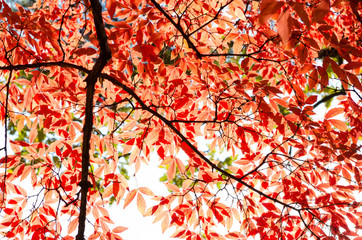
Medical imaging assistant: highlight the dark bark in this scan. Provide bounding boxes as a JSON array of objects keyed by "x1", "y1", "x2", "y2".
[
  {"x1": 75, "y1": 0, "x2": 111, "y2": 239},
  {"x1": 313, "y1": 90, "x2": 346, "y2": 108}
]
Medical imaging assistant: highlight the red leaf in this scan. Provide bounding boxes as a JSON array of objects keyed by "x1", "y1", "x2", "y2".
[
  {"x1": 113, "y1": 182, "x2": 120, "y2": 198},
  {"x1": 157, "y1": 146, "x2": 165, "y2": 159},
  {"x1": 290, "y1": 2, "x2": 310, "y2": 28},
  {"x1": 317, "y1": 66, "x2": 329, "y2": 88},
  {"x1": 174, "y1": 97, "x2": 189, "y2": 110},
  {"x1": 10, "y1": 140, "x2": 30, "y2": 147},
  {"x1": 31, "y1": 233, "x2": 40, "y2": 240},
  {"x1": 344, "y1": 62, "x2": 362, "y2": 70},
  {"x1": 354, "y1": 167, "x2": 361, "y2": 183},
  {"x1": 308, "y1": 68, "x2": 318, "y2": 90},
  {"x1": 262, "y1": 202, "x2": 278, "y2": 211},
  {"x1": 73, "y1": 47, "x2": 97, "y2": 56},
  {"x1": 305, "y1": 95, "x2": 318, "y2": 104},
  {"x1": 136, "y1": 29, "x2": 143, "y2": 45},
  {"x1": 347, "y1": 73, "x2": 362, "y2": 91},
  {"x1": 200, "y1": 171, "x2": 214, "y2": 183}
]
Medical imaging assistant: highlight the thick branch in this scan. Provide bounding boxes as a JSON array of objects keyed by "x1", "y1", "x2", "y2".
[
  {"x1": 313, "y1": 90, "x2": 346, "y2": 108},
  {"x1": 76, "y1": 0, "x2": 111, "y2": 239},
  {"x1": 0, "y1": 61, "x2": 89, "y2": 72}
]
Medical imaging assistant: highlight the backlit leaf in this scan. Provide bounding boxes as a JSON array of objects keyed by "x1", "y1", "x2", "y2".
[
  {"x1": 123, "y1": 189, "x2": 137, "y2": 209},
  {"x1": 325, "y1": 108, "x2": 344, "y2": 119}
]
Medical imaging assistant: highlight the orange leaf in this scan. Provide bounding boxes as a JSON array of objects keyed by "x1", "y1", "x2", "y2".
[
  {"x1": 258, "y1": 0, "x2": 284, "y2": 27},
  {"x1": 113, "y1": 21, "x2": 132, "y2": 28},
  {"x1": 113, "y1": 226, "x2": 128, "y2": 233},
  {"x1": 304, "y1": 37, "x2": 320, "y2": 50},
  {"x1": 138, "y1": 187, "x2": 154, "y2": 196},
  {"x1": 123, "y1": 189, "x2": 137, "y2": 209},
  {"x1": 167, "y1": 161, "x2": 176, "y2": 182},
  {"x1": 161, "y1": 215, "x2": 169, "y2": 233},
  {"x1": 137, "y1": 193, "x2": 146, "y2": 215},
  {"x1": 328, "y1": 119, "x2": 347, "y2": 131},
  {"x1": 225, "y1": 232, "x2": 243, "y2": 239},
  {"x1": 325, "y1": 108, "x2": 344, "y2": 119},
  {"x1": 29, "y1": 123, "x2": 38, "y2": 144},
  {"x1": 106, "y1": 0, "x2": 116, "y2": 18},
  {"x1": 277, "y1": 9, "x2": 293, "y2": 46},
  {"x1": 68, "y1": 218, "x2": 78, "y2": 234},
  {"x1": 291, "y1": 83, "x2": 306, "y2": 101},
  {"x1": 312, "y1": 0, "x2": 330, "y2": 23}
]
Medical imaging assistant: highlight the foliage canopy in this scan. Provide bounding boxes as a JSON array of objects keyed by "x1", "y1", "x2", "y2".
[{"x1": 0, "y1": 0, "x2": 362, "y2": 239}]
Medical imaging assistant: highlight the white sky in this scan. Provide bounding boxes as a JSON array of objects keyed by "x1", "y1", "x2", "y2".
[{"x1": 109, "y1": 162, "x2": 175, "y2": 240}]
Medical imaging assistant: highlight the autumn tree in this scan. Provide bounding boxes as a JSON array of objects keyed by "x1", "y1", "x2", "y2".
[{"x1": 0, "y1": 0, "x2": 362, "y2": 239}]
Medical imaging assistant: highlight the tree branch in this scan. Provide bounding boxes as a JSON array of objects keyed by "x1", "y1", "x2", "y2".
[
  {"x1": 150, "y1": 0, "x2": 284, "y2": 61},
  {"x1": 98, "y1": 75, "x2": 300, "y2": 212},
  {"x1": 0, "y1": 60, "x2": 300, "y2": 212},
  {"x1": 75, "y1": 0, "x2": 111, "y2": 239},
  {"x1": 313, "y1": 90, "x2": 346, "y2": 108},
  {"x1": 150, "y1": 0, "x2": 203, "y2": 59}
]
